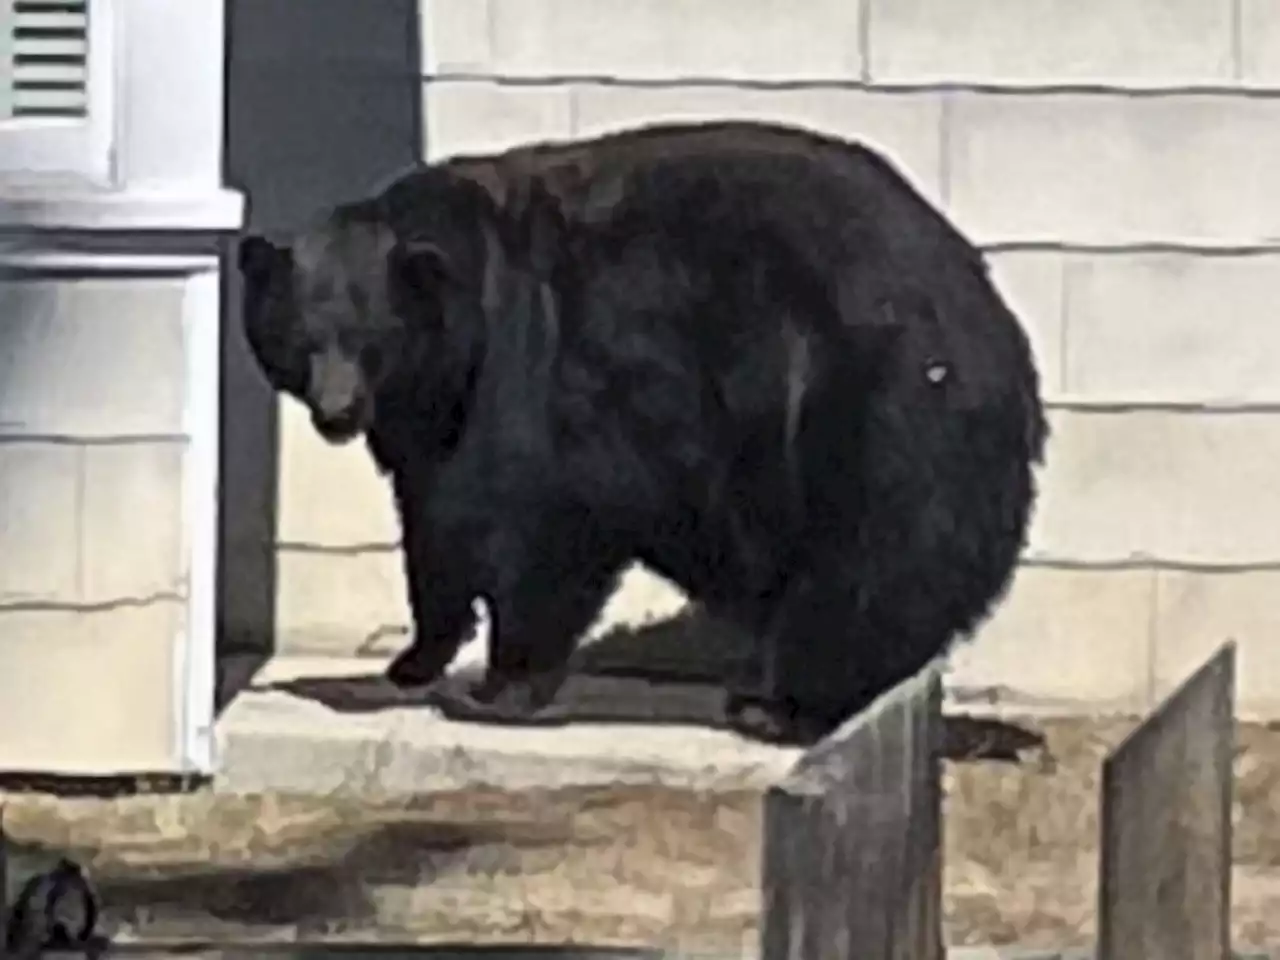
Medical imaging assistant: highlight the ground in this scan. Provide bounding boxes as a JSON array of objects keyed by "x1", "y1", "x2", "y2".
[{"x1": 3, "y1": 715, "x2": 1279, "y2": 954}]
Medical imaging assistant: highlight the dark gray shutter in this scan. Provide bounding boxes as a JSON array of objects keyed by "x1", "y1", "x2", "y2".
[{"x1": 2, "y1": 0, "x2": 89, "y2": 120}]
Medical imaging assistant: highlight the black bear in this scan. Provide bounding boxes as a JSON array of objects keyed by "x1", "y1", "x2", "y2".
[{"x1": 239, "y1": 120, "x2": 1048, "y2": 745}]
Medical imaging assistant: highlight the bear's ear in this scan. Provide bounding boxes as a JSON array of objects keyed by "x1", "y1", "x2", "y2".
[
  {"x1": 238, "y1": 235, "x2": 286, "y2": 284},
  {"x1": 386, "y1": 237, "x2": 457, "y2": 319}
]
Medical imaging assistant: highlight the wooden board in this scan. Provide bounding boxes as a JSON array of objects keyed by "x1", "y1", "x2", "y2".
[
  {"x1": 1098, "y1": 641, "x2": 1236, "y2": 960},
  {"x1": 760, "y1": 665, "x2": 944, "y2": 960}
]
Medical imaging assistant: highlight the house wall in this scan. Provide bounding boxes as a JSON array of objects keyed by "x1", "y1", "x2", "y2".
[
  {"x1": 0, "y1": 264, "x2": 219, "y2": 773},
  {"x1": 273, "y1": 0, "x2": 1280, "y2": 717},
  {"x1": 0, "y1": 0, "x2": 239, "y2": 774}
]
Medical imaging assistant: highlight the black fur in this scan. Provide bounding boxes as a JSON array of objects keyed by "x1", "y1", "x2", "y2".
[{"x1": 239, "y1": 121, "x2": 1047, "y2": 745}]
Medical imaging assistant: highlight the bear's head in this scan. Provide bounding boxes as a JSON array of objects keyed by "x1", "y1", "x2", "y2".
[
  {"x1": 237, "y1": 199, "x2": 480, "y2": 446},
  {"x1": 238, "y1": 169, "x2": 569, "y2": 451}
]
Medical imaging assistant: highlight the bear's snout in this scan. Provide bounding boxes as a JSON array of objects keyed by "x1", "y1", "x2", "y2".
[
  {"x1": 311, "y1": 405, "x2": 365, "y2": 444},
  {"x1": 308, "y1": 348, "x2": 369, "y2": 444}
]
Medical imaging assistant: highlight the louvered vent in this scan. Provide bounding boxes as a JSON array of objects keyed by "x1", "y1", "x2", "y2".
[{"x1": 1, "y1": 0, "x2": 89, "y2": 120}]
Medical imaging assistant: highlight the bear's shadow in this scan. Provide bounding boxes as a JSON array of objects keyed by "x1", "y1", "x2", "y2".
[{"x1": 251, "y1": 608, "x2": 1047, "y2": 763}]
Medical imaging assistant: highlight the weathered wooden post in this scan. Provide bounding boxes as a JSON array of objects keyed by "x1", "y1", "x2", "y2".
[
  {"x1": 759, "y1": 665, "x2": 944, "y2": 960},
  {"x1": 0, "y1": 807, "x2": 7, "y2": 944},
  {"x1": 1098, "y1": 641, "x2": 1236, "y2": 960}
]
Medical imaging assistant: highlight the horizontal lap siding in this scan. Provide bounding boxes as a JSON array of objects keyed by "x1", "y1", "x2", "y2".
[{"x1": 0, "y1": 272, "x2": 202, "y2": 770}]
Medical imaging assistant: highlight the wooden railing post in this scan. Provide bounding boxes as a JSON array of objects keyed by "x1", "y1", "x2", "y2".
[
  {"x1": 0, "y1": 807, "x2": 7, "y2": 945},
  {"x1": 1097, "y1": 641, "x2": 1236, "y2": 960},
  {"x1": 759, "y1": 665, "x2": 944, "y2": 960}
]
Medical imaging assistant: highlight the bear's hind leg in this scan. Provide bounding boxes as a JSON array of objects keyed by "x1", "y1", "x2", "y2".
[{"x1": 726, "y1": 563, "x2": 946, "y2": 747}]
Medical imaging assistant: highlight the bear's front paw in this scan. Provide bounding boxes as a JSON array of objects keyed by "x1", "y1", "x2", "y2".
[{"x1": 385, "y1": 644, "x2": 453, "y2": 689}]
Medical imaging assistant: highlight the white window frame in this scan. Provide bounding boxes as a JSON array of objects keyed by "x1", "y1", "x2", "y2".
[{"x1": 0, "y1": 0, "x2": 115, "y2": 184}]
